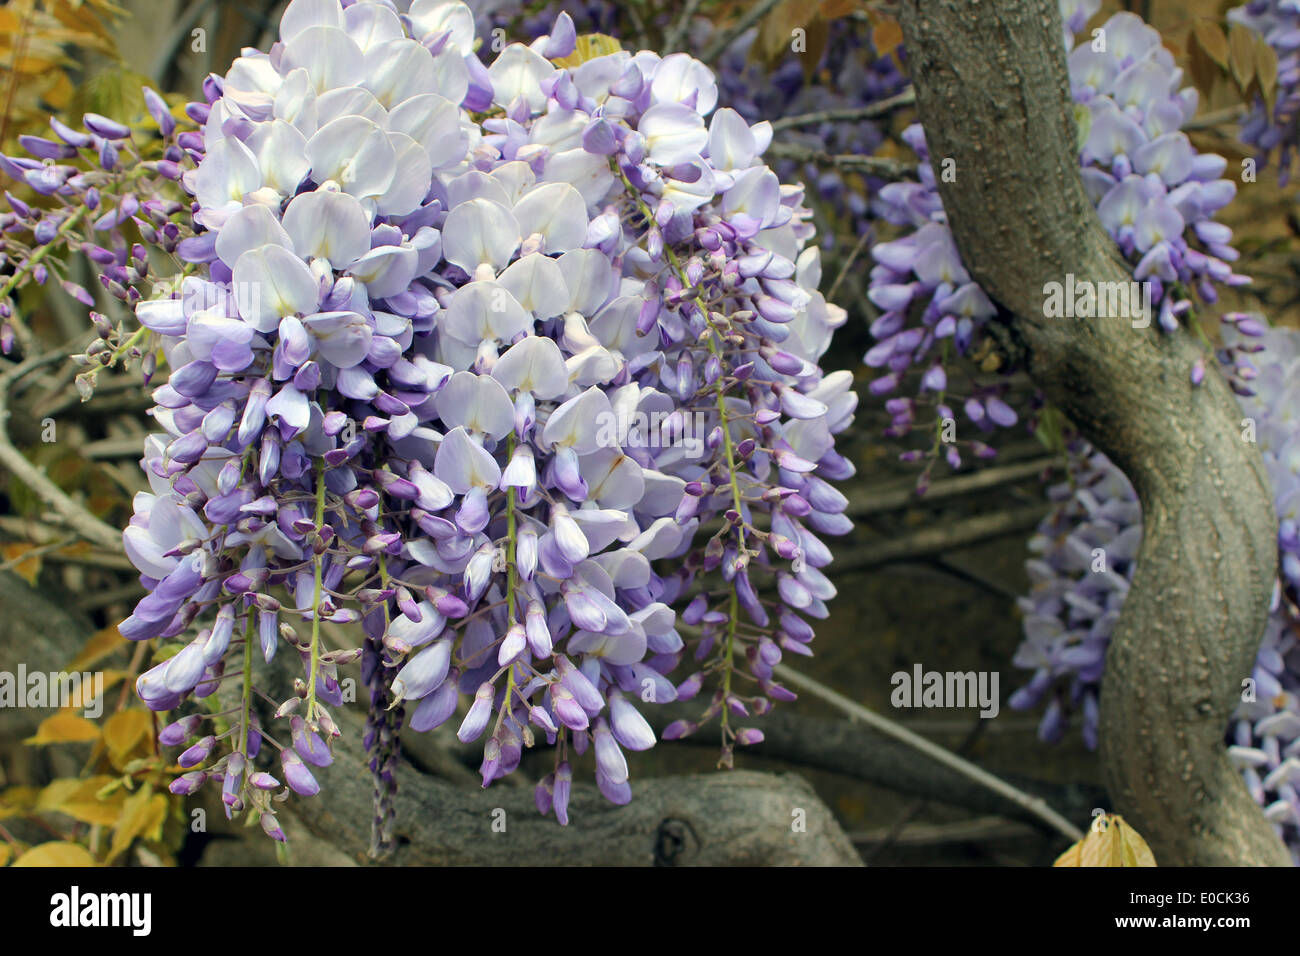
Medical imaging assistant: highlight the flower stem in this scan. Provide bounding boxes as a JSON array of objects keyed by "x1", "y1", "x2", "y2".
[
  {"x1": 0, "y1": 205, "x2": 90, "y2": 302},
  {"x1": 306, "y1": 457, "x2": 326, "y2": 721}
]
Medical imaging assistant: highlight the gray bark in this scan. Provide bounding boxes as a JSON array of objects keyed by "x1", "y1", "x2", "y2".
[
  {"x1": 292, "y1": 729, "x2": 863, "y2": 866},
  {"x1": 0, "y1": 572, "x2": 861, "y2": 865},
  {"x1": 898, "y1": 0, "x2": 1288, "y2": 864}
]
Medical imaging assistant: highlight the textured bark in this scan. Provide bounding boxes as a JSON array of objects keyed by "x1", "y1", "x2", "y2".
[
  {"x1": 286, "y1": 721, "x2": 863, "y2": 866},
  {"x1": 648, "y1": 707, "x2": 1105, "y2": 830},
  {"x1": 0, "y1": 573, "x2": 861, "y2": 866},
  {"x1": 898, "y1": 0, "x2": 1288, "y2": 865}
]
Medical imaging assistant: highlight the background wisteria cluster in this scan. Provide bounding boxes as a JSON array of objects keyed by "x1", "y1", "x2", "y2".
[
  {"x1": 865, "y1": 4, "x2": 1254, "y2": 485},
  {"x1": 1008, "y1": 323, "x2": 1300, "y2": 862},
  {"x1": 102, "y1": 0, "x2": 855, "y2": 842}
]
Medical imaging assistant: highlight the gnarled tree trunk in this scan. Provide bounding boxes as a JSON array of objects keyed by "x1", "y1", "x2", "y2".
[{"x1": 898, "y1": 0, "x2": 1289, "y2": 865}]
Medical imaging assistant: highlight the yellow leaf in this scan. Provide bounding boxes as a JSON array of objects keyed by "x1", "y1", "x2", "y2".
[
  {"x1": 0, "y1": 844, "x2": 11, "y2": 866},
  {"x1": 1228, "y1": 23, "x2": 1256, "y2": 96},
  {"x1": 67, "y1": 624, "x2": 127, "y2": 672},
  {"x1": 1054, "y1": 814, "x2": 1157, "y2": 867},
  {"x1": 1, "y1": 543, "x2": 42, "y2": 585},
  {"x1": 755, "y1": 0, "x2": 811, "y2": 64},
  {"x1": 39, "y1": 776, "x2": 123, "y2": 826},
  {"x1": 1255, "y1": 32, "x2": 1278, "y2": 114},
  {"x1": 0, "y1": 785, "x2": 40, "y2": 820},
  {"x1": 820, "y1": 0, "x2": 859, "y2": 19},
  {"x1": 872, "y1": 18, "x2": 904, "y2": 59},
  {"x1": 1192, "y1": 19, "x2": 1229, "y2": 71},
  {"x1": 108, "y1": 786, "x2": 165, "y2": 863},
  {"x1": 12, "y1": 841, "x2": 97, "y2": 867},
  {"x1": 103, "y1": 709, "x2": 152, "y2": 767},
  {"x1": 552, "y1": 33, "x2": 622, "y2": 68},
  {"x1": 24, "y1": 713, "x2": 100, "y2": 746}
]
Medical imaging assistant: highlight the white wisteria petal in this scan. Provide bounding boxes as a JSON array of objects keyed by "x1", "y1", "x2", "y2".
[
  {"x1": 581, "y1": 448, "x2": 646, "y2": 510},
  {"x1": 512, "y1": 182, "x2": 588, "y2": 254},
  {"x1": 543, "y1": 387, "x2": 613, "y2": 454},
  {"x1": 377, "y1": 132, "x2": 433, "y2": 216},
  {"x1": 446, "y1": 170, "x2": 512, "y2": 209},
  {"x1": 492, "y1": 335, "x2": 569, "y2": 399},
  {"x1": 342, "y1": 0, "x2": 403, "y2": 50},
  {"x1": 348, "y1": 244, "x2": 419, "y2": 299},
  {"x1": 280, "y1": 25, "x2": 365, "y2": 94},
  {"x1": 363, "y1": 37, "x2": 437, "y2": 109},
  {"x1": 638, "y1": 103, "x2": 708, "y2": 166},
  {"x1": 279, "y1": 0, "x2": 344, "y2": 42},
  {"x1": 314, "y1": 86, "x2": 388, "y2": 127},
  {"x1": 191, "y1": 138, "x2": 262, "y2": 214},
  {"x1": 498, "y1": 254, "x2": 570, "y2": 319},
  {"x1": 557, "y1": 249, "x2": 617, "y2": 315},
  {"x1": 543, "y1": 147, "x2": 616, "y2": 205},
  {"x1": 441, "y1": 198, "x2": 519, "y2": 274},
  {"x1": 232, "y1": 244, "x2": 320, "y2": 333},
  {"x1": 428, "y1": 46, "x2": 471, "y2": 105},
  {"x1": 387, "y1": 94, "x2": 467, "y2": 168},
  {"x1": 435, "y1": 371, "x2": 515, "y2": 439},
  {"x1": 215, "y1": 203, "x2": 293, "y2": 267},
  {"x1": 649, "y1": 53, "x2": 718, "y2": 114},
  {"x1": 488, "y1": 44, "x2": 555, "y2": 112},
  {"x1": 434, "y1": 426, "x2": 502, "y2": 492},
  {"x1": 247, "y1": 119, "x2": 311, "y2": 197},
  {"x1": 302, "y1": 311, "x2": 373, "y2": 368},
  {"x1": 306, "y1": 115, "x2": 397, "y2": 200},
  {"x1": 408, "y1": 0, "x2": 475, "y2": 51},
  {"x1": 708, "y1": 107, "x2": 757, "y2": 171},
  {"x1": 441, "y1": 280, "x2": 531, "y2": 345},
  {"x1": 282, "y1": 189, "x2": 372, "y2": 269}
]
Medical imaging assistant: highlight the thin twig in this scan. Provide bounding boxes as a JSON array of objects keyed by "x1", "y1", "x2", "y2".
[
  {"x1": 0, "y1": 533, "x2": 75, "y2": 573},
  {"x1": 771, "y1": 87, "x2": 917, "y2": 132},
  {"x1": 830, "y1": 504, "x2": 1048, "y2": 574},
  {"x1": 662, "y1": 0, "x2": 704, "y2": 54},
  {"x1": 700, "y1": 0, "x2": 784, "y2": 63},
  {"x1": 0, "y1": 349, "x2": 122, "y2": 551},
  {"x1": 764, "y1": 141, "x2": 914, "y2": 179},
  {"x1": 1182, "y1": 106, "x2": 1247, "y2": 132},
  {"x1": 826, "y1": 228, "x2": 873, "y2": 303},
  {"x1": 767, "y1": 661, "x2": 1084, "y2": 842}
]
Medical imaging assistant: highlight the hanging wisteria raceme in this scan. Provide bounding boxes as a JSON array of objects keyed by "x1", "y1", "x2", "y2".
[
  {"x1": 865, "y1": 3, "x2": 1253, "y2": 485},
  {"x1": 459, "y1": 0, "x2": 911, "y2": 253},
  {"x1": 1009, "y1": 322, "x2": 1300, "y2": 861},
  {"x1": 1230, "y1": 0, "x2": 1300, "y2": 186},
  {"x1": 0, "y1": 92, "x2": 199, "y2": 368},
  {"x1": 119, "y1": 0, "x2": 853, "y2": 841},
  {"x1": 707, "y1": 19, "x2": 909, "y2": 252}
]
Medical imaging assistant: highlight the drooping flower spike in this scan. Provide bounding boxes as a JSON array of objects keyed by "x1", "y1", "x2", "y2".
[{"x1": 119, "y1": 0, "x2": 853, "y2": 840}]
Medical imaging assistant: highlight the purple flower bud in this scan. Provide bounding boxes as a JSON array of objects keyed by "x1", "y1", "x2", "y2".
[
  {"x1": 169, "y1": 771, "x2": 208, "y2": 795},
  {"x1": 159, "y1": 714, "x2": 202, "y2": 746},
  {"x1": 281, "y1": 749, "x2": 320, "y2": 796},
  {"x1": 83, "y1": 112, "x2": 131, "y2": 140},
  {"x1": 178, "y1": 735, "x2": 215, "y2": 768},
  {"x1": 249, "y1": 772, "x2": 280, "y2": 791},
  {"x1": 457, "y1": 682, "x2": 496, "y2": 743},
  {"x1": 290, "y1": 715, "x2": 333, "y2": 767}
]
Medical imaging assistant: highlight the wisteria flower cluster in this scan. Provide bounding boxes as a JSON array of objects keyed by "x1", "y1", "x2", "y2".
[
  {"x1": 117, "y1": 0, "x2": 853, "y2": 844},
  {"x1": 708, "y1": 19, "x2": 909, "y2": 251},
  {"x1": 1010, "y1": 323, "x2": 1300, "y2": 861},
  {"x1": 0, "y1": 92, "x2": 195, "y2": 366},
  {"x1": 1230, "y1": 0, "x2": 1300, "y2": 186},
  {"x1": 866, "y1": 4, "x2": 1252, "y2": 481}
]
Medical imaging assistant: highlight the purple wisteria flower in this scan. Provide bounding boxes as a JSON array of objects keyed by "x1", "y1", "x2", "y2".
[
  {"x1": 120, "y1": 0, "x2": 853, "y2": 837},
  {"x1": 1230, "y1": 0, "x2": 1300, "y2": 185},
  {"x1": 866, "y1": 4, "x2": 1251, "y2": 481},
  {"x1": 1010, "y1": 322, "x2": 1300, "y2": 862}
]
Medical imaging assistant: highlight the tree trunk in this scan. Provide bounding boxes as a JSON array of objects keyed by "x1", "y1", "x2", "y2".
[{"x1": 898, "y1": 0, "x2": 1289, "y2": 865}]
